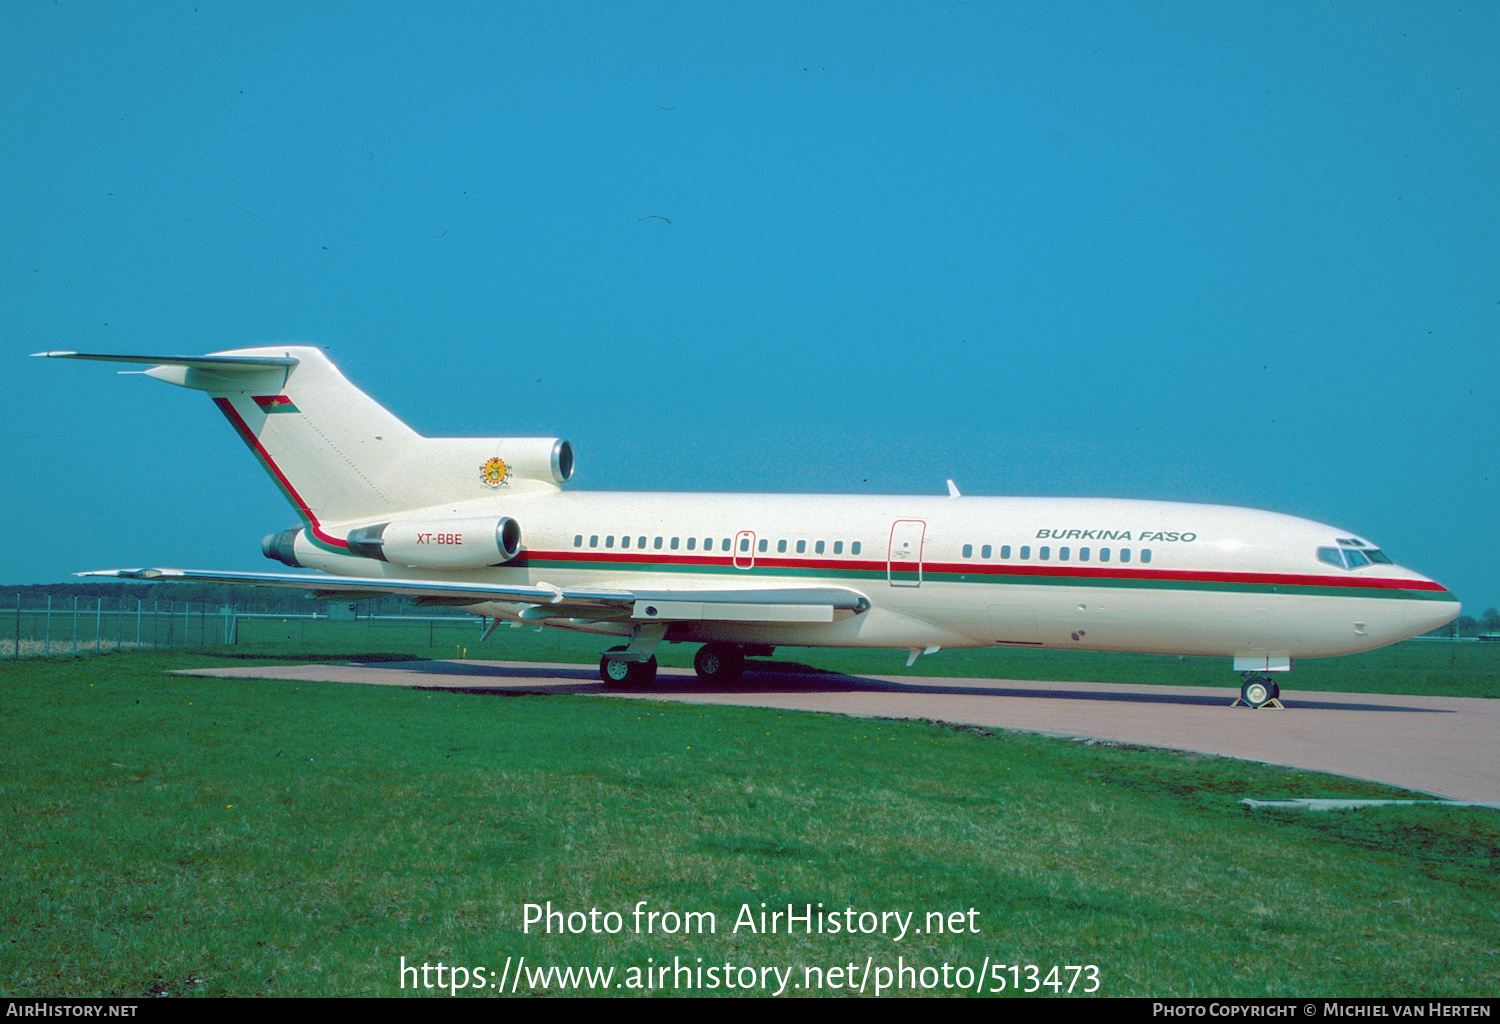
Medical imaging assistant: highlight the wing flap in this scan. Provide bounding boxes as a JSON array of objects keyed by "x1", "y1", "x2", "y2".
[{"x1": 632, "y1": 600, "x2": 834, "y2": 623}]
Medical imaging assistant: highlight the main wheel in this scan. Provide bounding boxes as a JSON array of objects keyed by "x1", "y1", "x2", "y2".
[
  {"x1": 694, "y1": 643, "x2": 745, "y2": 684},
  {"x1": 1241, "y1": 676, "x2": 1273, "y2": 707},
  {"x1": 600, "y1": 646, "x2": 657, "y2": 689},
  {"x1": 600, "y1": 647, "x2": 633, "y2": 688}
]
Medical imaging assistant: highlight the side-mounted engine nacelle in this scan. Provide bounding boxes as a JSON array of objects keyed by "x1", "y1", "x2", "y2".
[
  {"x1": 263, "y1": 517, "x2": 522, "y2": 569},
  {"x1": 399, "y1": 437, "x2": 575, "y2": 495}
]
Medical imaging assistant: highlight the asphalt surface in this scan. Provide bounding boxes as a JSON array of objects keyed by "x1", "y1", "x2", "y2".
[{"x1": 178, "y1": 660, "x2": 1500, "y2": 802}]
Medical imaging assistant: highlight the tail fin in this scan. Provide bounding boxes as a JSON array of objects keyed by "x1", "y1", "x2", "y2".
[{"x1": 34, "y1": 347, "x2": 573, "y2": 547}]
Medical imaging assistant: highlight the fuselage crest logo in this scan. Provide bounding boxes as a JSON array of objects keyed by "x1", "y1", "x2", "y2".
[{"x1": 481, "y1": 456, "x2": 511, "y2": 488}]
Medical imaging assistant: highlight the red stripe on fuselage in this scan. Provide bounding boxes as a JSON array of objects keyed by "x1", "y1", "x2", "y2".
[
  {"x1": 522, "y1": 549, "x2": 1447, "y2": 593},
  {"x1": 212, "y1": 397, "x2": 348, "y2": 548},
  {"x1": 920, "y1": 560, "x2": 1449, "y2": 592}
]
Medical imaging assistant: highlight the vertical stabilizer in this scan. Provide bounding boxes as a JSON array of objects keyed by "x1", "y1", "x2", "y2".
[{"x1": 35, "y1": 346, "x2": 574, "y2": 552}]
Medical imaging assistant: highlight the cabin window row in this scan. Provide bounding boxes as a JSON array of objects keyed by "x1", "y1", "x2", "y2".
[
  {"x1": 571, "y1": 535, "x2": 863, "y2": 555},
  {"x1": 959, "y1": 543, "x2": 1152, "y2": 564}
]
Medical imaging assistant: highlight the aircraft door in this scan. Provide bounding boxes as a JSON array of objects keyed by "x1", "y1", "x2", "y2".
[
  {"x1": 887, "y1": 519, "x2": 926, "y2": 587},
  {"x1": 734, "y1": 530, "x2": 756, "y2": 570}
]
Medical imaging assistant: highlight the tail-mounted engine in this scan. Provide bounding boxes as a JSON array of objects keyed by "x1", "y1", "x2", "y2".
[
  {"x1": 262, "y1": 517, "x2": 523, "y2": 569},
  {"x1": 347, "y1": 517, "x2": 523, "y2": 568}
]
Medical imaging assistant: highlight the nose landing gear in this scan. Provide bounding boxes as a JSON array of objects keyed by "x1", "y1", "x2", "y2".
[{"x1": 1235, "y1": 674, "x2": 1283, "y2": 709}]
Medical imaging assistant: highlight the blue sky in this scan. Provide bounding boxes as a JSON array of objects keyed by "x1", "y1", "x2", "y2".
[{"x1": 3, "y1": 2, "x2": 1497, "y2": 609}]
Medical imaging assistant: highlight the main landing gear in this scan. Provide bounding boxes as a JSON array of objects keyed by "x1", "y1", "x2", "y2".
[
  {"x1": 599, "y1": 646, "x2": 657, "y2": 689},
  {"x1": 597, "y1": 641, "x2": 767, "y2": 688},
  {"x1": 1235, "y1": 674, "x2": 1283, "y2": 709},
  {"x1": 693, "y1": 643, "x2": 746, "y2": 684}
]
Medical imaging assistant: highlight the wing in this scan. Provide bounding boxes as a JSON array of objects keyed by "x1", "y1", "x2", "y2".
[{"x1": 77, "y1": 568, "x2": 870, "y2": 625}]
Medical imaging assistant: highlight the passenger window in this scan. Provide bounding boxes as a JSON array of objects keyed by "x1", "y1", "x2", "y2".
[
  {"x1": 1059, "y1": 547, "x2": 1069, "y2": 560},
  {"x1": 671, "y1": 537, "x2": 679, "y2": 550},
  {"x1": 758, "y1": 539, "x2": 767, "y2": 552},
  {"x1": 1100, "y1": 548, "x2": 1110, "y2": 562},
  {"x1": 703, "y1": 537, "x2": 712, "y2": 550},
  {"x1": 1141, "y1": 549, "x2": 1152, "y2": 563},
  {"x1": 834, "y1": 541, "x2": 843, "y2": 554},
  {"x1": 816, "y1": 541, "x2": 825, "y2": 554},
  {"x1": 740, "y1": 537, "x2": 750, "y2": 552},
  {"x1": 1120, "y1": 548, "x2": 1130, "y2": 563},
  {"x1": 589, "y1": 535, "x2": 598, "y2": 548},
  {"x1": 962, "y1": 544, "x2": 973, "y2": 558},
  {"x1": 654, "y1": 537, "x2": 663, "y2": 549},
  {"x1": 639, "y1": 536, "x2": 646, "y2": 548},
  {"x1": 1079, "y1": 547, "x2": 1089, "y2": 561},
  {"x1": 687, "y1": 537, "x2": 696, "y2": 550},
  {"x1": 621, "y1": 535, "x2": 630, "y2": 549},
  {"x1": 1020, "y1": 546, "x2": 1030, "y2": 559},
  {"x1": 778, "y1": 540, "x2": 787, "y2": 553},
  {"x1": 606, "y1": 536, "x2": 615, "y2": 548},
  {"x1": 574, "y1": 535, "x2": 583, "y2": 547},
  {"x1": 797, "y1": 540, "x2": 806, "y2": 554},
  {"x1": 1040, "y1": 547, "x2": 1050, "y2": 560},
  {"x1": 722, "y1": 539, "x2": 730, "y2": 552},
  {"x1": 981, "y1": 544, "x2": 991, "y2": 558},
  {"x1": 1001, "y1": 545, "x2": 1011, "y2": 559},
  {"x1": 852, "y1": 541, "x2": 861, "y2": 555}
]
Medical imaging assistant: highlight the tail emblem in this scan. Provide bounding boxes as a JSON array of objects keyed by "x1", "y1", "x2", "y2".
[
  {"x1": 480, "y1": 456, "x2": 511, "y2": 487},
  {"x1": 252, "y1": 395, "x2": 300, "y2": 414}
]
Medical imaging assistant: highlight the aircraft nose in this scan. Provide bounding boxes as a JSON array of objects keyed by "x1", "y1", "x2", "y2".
[
  {"x1": 1405, "y1": 571, "x2": 1460, "y2": 636},
  {"x1": 1412, "y1": 596, "x2": 1461, "y2": 636}
]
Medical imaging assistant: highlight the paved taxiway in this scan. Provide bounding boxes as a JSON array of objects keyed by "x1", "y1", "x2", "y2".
[{"x1": 179, "y1": 660, "x2": 1500, "y2": 802}]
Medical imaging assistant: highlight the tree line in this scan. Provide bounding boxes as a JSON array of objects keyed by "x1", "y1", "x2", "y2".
[{"x1": 1442, "y1": 608, "x2": 1500, "y2": 638}]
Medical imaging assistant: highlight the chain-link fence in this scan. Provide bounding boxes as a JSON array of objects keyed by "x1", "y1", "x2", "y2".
[
  {"x1": 3, "y1": 593, "x2": 502, "y2": 658},
  {"x1": 4, "y1": 595, "x2": 242, "y2": 657}
]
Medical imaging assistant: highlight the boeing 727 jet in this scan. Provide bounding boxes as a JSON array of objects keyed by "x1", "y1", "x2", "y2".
[{"x1": 36, "y1": 346, "x2": 1460, "y2": 706}]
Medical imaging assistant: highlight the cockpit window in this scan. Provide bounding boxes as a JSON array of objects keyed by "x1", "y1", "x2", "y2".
[{"x1": 1319, "y1": 546, "x2": 1392, "y2": 569}]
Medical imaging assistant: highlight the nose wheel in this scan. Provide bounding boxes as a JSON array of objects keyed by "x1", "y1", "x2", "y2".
[{"x1": 1235, "y1": 674, "x2": 1283, "y2": 709}]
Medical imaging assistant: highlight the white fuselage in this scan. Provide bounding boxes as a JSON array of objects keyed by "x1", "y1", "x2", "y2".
[{"x1": 289, "y1": 490, "x2": 1459, "y2": 662}]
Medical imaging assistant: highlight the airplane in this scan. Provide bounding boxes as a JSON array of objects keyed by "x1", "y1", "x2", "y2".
[{"x1": 36, "y1": 345, "x2": 1460, "y2": 707}]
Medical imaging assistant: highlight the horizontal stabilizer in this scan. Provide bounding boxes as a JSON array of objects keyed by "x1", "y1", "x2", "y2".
[{"x1": 31, "y1": 351, "x2": 298, "y2": 370}]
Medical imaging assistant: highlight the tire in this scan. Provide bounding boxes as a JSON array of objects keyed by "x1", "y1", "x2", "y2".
[
  {"x1": 600, "y1": 646, "x2": 633, "y2": 688},
  {"x1": 694, "y1": 643, "x2": 745, "y2": 684},
  {"x1": 600, "y1": 647, "x2": 657, "y2": 689},
  {"x1": 1241, "y1": 676, "x2": 1272, "y2": 707},
  {"x1": 627, "y1": 656, "x2": 658, "y2": 687}
]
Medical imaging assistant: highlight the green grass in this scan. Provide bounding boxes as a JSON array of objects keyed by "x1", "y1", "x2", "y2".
[{"x1": 2, "y1": 648, "x2": 1497, "y2": 998}]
